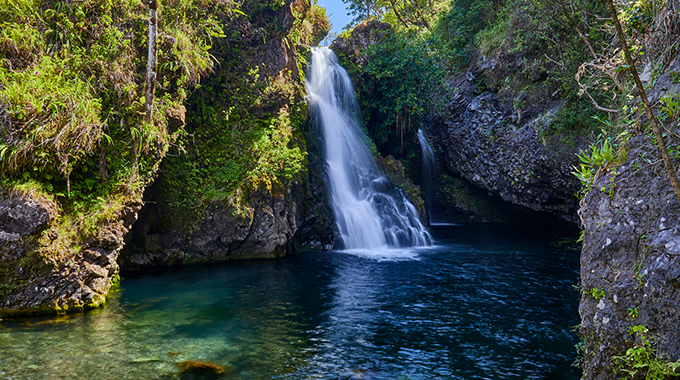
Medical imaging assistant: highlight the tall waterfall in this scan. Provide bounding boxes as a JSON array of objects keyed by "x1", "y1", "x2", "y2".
[
  {"x1": 417, "y1": 129, "x2": 435, "y2": 224},
  {"x1": 307, "y1": 47, "x2": 432, "y2": 250}
]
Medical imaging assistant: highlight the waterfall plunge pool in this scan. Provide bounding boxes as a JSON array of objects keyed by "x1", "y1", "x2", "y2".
[{"x1": 0, "y1": 224, "x2": 581, "y2": 380}]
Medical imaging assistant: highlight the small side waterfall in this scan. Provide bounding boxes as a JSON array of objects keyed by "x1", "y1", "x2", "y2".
[
  {"x1": 307, "y1": 47, "x2": 432, "y2": 250},
  {"x1": 417, "y1": 129, "x2": 435, "y2": 223}
]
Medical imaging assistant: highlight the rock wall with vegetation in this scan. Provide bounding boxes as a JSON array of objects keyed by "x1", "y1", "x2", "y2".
[
  {"x1": 120, "y1": 0, "x2": 331, "y2": 268},
  {"x1": 0, "y1": 0, "x2": 329, "y2": 316},
  {"x1": 330, "y1": 1, "x2": 608, "y2": 225},
  {"x1": 425, "y1": 64, "x2": 586, "y2": 224},
  {"x1": 577, "y1": 12, "x2": 680, "y2": 378},
  {"x1": 579, "y1": 133, "x2": 680, "y2": 380}
]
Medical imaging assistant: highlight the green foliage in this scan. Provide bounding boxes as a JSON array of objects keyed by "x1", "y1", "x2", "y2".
[
  {"x1": 613, "y1": 325, "x2": 680, "y2": 380},
  {"x1": 431, "y1": 0, "x2": 494, "y2": 69},
  {"x1": 471, "y1": 0, "x2": 616, "y2": 109},
  {"x1": 352, "y1": 30, "x2": 447, "y2": 178},
  {"x1": 342, "y1": 0, "x2": 385, "y2": 25},
  {"x1": 364, "y1": 32, "x2": 447, "y2": 131},
  {"x1": 659, "y1": 93, "x2": 680, "y2": 124},
  {"x1": 0, "y1": 55, "x2": 102, "y2": 177},
  {"x1": 0, "y1": 0, "x2": 239, "y2": 286},
  {"x1": 343, "y1": 0, "x2": 445, "y2": 32},
  {"x1": 585, "y1": 286, "x2": 606, "y2": 300},
  {"x1": 543, "y1": 99, "x2": 604, "y2": 140},
  {"x1": 620, "y1": 0, "x2": 657, "y2": 35},
  {"x1": 572, "y1": 129, "x2": 629, "y2": 197}
]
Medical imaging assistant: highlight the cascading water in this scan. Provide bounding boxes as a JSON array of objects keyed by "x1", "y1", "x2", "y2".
[
  {"x1": 307, "y1": 47, "x2": 432, "y2": 250},
  {"x1": 417, "y1": 129, "x2": 435, "y2": 223}
]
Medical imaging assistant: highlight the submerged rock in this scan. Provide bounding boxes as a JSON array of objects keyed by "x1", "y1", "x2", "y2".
[{"x1": 177, "y1": 360, "x2": 226, "y2": 376}]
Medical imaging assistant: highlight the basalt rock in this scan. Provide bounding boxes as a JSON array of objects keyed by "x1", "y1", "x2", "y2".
[
  {"x1": 330, "y1": 20, "x2": 391, "y2": 69},
  {"x1": 425, "y1": 63, "x2": 585, "y2": 224},
  {"x1": 121, "y1": 187, "x2": 301, "y2": 269},
  {"x1": 291, "y1": 123, "x2": 337, "y2": 251},
  {"x1": 0, "y1": 192, "x2": 140, "y2": 317},
  {"x1": 578, "y1": 133, "x2": 680, "y2": 379}
]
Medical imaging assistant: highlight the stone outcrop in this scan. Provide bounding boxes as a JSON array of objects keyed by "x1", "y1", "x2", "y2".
[
  {"x1": 0, "y1": 192, "x2": 139, "y2": 316},
  {"x1": 578, "y1": 56, "x2": 680, "y2": 379},
  {"x1": 330, "y1": 20, "x2": 391, "y2": 68},
  {"x1": 426, "y1": 63, "x2": 585, "y2": 224},
  {"x1": 579, "y1": 133, "x2": 680, "y2": 379},
  {"x1": 121, "y1": 187, "x2": 301, "y2": 269},
  {"x1": 291, "y1": 124, "x2": 338, "y2": 251}
]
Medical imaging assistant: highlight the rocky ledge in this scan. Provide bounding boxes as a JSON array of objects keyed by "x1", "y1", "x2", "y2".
[
  {"x1": 0, "y1": 192, "x2": 139, "y2": 316},
  {"x1": 426, "y1": 63, "x2": 585, "y2": 224},
  {"x1": 578, "y1": 133, "x2": 680, "y2": 379},
  {"x1": 121, "y1": 187, "x2": 303, "y2": 270}
]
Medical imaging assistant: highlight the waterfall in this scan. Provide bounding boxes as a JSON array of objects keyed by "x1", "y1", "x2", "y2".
[
  {"x1": 307, "y1": 47, "x2": 432, "y2": 250},
  {"x1": 417, "y1": 129, "x2": 435, "y2": 223}
]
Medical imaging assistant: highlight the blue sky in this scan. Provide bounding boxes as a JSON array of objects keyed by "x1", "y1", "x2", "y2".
[{"x1": 317, "y1": 0, "x2": 353, "y2": 38}]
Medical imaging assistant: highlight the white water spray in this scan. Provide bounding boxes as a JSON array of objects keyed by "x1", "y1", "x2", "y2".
[{"x1": 307, "y1": 47, "x2": 432, "y2": 250}]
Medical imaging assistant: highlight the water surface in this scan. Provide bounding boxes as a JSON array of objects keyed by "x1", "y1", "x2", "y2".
[{"x1": 0, "y1": 224, "x2": 580, "y2": 379}]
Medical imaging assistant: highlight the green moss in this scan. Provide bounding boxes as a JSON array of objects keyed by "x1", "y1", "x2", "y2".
[
  {"x1": 110, "y1": 274, "x2": 121, "y2": 291},
  {"x1": 0, "y1": 0, "x2": 331, "y2": 316},
  {"x1": 0, "y1": 0, "x2": 234, "y2": 264},
  {"x1": 157, "y1": 70, "x2": 309, "y2": 228},
  {"x1": 0, "y1": 253, "x2": 44, "y2": 300},
  {"x1": 154, "y1": 0, "x2": 327, "y2": 229},
  {"x1": 0, "y1": 305, "x2": 64, "y2": 319}
]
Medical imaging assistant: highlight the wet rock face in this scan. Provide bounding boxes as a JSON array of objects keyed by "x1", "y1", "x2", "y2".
[
  {"x1": 579, "y1": 134, "x2": 680, "y2": 379},
  {"x1": 0, "y1": 196, "x2": 54, "y2": 263},
  {"x1": 290, "y1": 126, "x2": 338, "y2": 252},
  {"x1": 2, "y1": 247, "x2": 121, "y2": 314},
  {"x1": 121, "y1": 188, "x2": 301, "y2": 270},
  {"x1": 426, "y1": 68, "x2": 583, "y2": 224},
  {"x1": 330, "y1": 20, "x2": 391, "y2": 68},
  {"x1": 0, "y1": 194, "x2": 139, "y2": 316},
  {"x1": 0, "y1": 197, "x2": 53, "y2": 236}
]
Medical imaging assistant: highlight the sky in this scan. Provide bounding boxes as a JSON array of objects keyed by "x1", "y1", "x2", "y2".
[{"x1": 316, "y1": 0, "x2": 353, "y2": 40}]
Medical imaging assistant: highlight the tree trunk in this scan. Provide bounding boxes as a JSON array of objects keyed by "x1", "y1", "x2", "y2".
[
  {"x1": 145, "y1": 0, "x2": 158, "y2": 123},
  {"x1": 388, "y1": 0, "x2": 410, "y2": 28},
  {"x1": 605, "y1": 0, "x2": 680, "y2": 204},
  {"x1": 131, "y1": 0, "x2": 158, "y2": 183}
]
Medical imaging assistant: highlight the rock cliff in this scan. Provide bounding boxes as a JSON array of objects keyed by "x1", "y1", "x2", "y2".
[
  {"x1": 426, "y1": 63, "x2": 585, "y2": 224},
  {"x1": 0, "y1": 0, "x2": 330, "y2": 316},
  {"x1": 0, "y1": 190, "x2": 138, "y2": 315},
  {"x1": 578, "y1": 57, "x2": 680, "y2": 379},
  {"x1": 119, "y1": 0, "x2": 333, "y2": 269}
]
